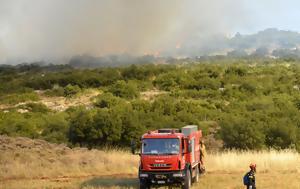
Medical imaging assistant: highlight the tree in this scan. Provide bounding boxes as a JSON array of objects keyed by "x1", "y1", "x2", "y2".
[
  {"x1": 41, "y1": 113, "x2": 69, "y2": 144},
  {"x1": 120, "y1": 110, "x2": 146, "y2": 145},
  {"x1": 92, "y1": 109, "x2": 122, "y2": 145},
  {"x1": 265, "y1": 119, "x2": 298, "y2": 149},
  {"x1": 220, "y1": 116, "x2": 265, "y2": 150},
  {"x1": 68, "y1": 107, "x2": 95, "y2": 146}
]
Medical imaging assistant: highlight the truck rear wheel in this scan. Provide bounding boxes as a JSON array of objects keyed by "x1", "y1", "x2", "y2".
[
  {"x1": 193, "y1": 165, "x2": 200, "y2": 183},
  {"x1": 182, "y1": 170, "x2": 191, "y2": 189}
]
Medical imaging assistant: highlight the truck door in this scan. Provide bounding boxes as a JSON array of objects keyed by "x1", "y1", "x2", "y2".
[{"x1": 191, "y1": 138, "x2": 195, "y2": 163}]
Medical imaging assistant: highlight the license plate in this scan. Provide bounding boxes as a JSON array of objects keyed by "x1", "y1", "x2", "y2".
[
  {"x1": 155, "y1": 175, "x2": 167, "y2": 179},
  {"x1": 157, "y1": 180, "x2": 165, "y2": 184}
]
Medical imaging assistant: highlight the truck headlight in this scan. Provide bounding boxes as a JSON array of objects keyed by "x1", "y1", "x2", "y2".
[
  {"x1": 173, "y1": 173, "x2": 183, "y2": 177},
  {"x1": 140, "y1": 173, "x2": 148, "y2": 177}
]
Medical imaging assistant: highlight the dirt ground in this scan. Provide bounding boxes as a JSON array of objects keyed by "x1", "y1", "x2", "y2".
[{"x1": 1, "y1": 171, "x2": 300, "y2": 189}]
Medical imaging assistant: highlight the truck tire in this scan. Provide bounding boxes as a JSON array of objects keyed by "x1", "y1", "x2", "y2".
[
  {"x1": 193, "y1": 165, "x2": 200, "y2": 183},
  {"x1": 139, "y1": 180, "x2": 150, "y2": 189},
  {"x1": 182, "y1": 169, "x2": 191, "y2": 189}
]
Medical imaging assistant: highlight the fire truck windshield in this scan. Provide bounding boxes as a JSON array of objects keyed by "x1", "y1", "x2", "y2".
[{"x1": 142, "y1": 138, "x2": 180, "y2": 155}]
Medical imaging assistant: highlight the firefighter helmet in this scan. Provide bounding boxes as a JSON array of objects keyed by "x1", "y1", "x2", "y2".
[{"x1": 249, "y1": 163, "x2": 256, "y2": 170}]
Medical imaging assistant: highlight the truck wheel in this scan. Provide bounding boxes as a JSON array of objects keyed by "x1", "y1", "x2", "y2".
[
  {"x1": 193, "y1": 166, "x2": 199, "y2": 183},
  {"x1": 139, "y1": 180, "x2": 150, "y2": 189},
  {"x1": 182, "y1": 170, "x2": 191, "y2": 189}
]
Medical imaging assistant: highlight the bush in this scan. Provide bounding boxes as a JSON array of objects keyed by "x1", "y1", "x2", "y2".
[
  {"x1": 44, "y1": 85, "x2": 65, "y2": 97},
  {"x1": 68, "y1": 107, "x2": 123, "y2": 147},
  {"x1": 64, "y1": 84, "x2": 81, "y2": 97},
  {"x1": 0, "y1": 112, "x2": 41, "y2": 138},
  {"x1": 94, "y1": 93, "x2": 126, "y2": 108},
  {"x1": 108, "y1": 80, "x2": 139, "y2": 99},
  {"x1": 41, "y1": 113, "x2": 69, "y2": 143},
  {"x1": 68, "y1": 107, "x2": 95, "y2": 146},
  {"x1": 0, "y1": 92, "x2": 40, "y2": 105}
]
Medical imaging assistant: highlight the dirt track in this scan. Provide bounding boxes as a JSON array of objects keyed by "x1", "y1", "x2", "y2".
[
  {"x1": 0, "y1": 173, "x2": 138, "y2": 189},
  {"x1": 0, "y1": 173, "x2": 136, "y2": 183},
  {"x1": 2, "y1": 170, "x2": 300, "y2": 189}
]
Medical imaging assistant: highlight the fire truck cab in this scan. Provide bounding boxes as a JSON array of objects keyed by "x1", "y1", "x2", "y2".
[{"x1": 137, "y1": 125, "x2": 204, "y2": 189}]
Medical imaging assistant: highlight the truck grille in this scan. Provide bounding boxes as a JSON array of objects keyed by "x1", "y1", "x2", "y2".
[{"x1": 150, "y1": 164, "x2": 172, "y2": 169}]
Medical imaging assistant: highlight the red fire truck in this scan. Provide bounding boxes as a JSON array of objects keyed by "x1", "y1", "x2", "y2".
[{"x1": 136, "y1": 125, "x2": 204, "y2": 189}]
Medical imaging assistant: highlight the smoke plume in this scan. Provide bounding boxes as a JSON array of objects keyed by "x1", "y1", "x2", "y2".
[{"x1": 0, "y1": 0, "x2": 249, "y2": 63}]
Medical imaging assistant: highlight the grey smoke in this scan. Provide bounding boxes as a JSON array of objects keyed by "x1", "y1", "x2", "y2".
[{"x1": 0, "y1": 0, "x2": 250, "y2": 63}]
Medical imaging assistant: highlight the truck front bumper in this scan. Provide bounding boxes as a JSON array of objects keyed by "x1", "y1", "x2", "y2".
[{"x1": 139, "y1": 170, "x2": 185, "y2": 185}]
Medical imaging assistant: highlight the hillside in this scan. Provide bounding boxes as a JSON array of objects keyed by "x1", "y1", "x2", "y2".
[
  {"x1": 0, "y1": 136, "x2": 299, "y2": 189},
  {"x1": 1, "y1": 61, "x2": 300, "y2": 151},
  {"x1": 230, "y1": 28, "x2": 300, "y2": 50},
  {"x1": 65, "y1": 29, "x2": 300, "y2": 67}
]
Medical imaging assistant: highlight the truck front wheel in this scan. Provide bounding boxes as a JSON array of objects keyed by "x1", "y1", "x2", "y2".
[
  {"x1": 139, "y1": 180, "x2": 150, "y2": 189},
  {"x1": 182, "y1": 170, "x2": 191, "y2": 189}
]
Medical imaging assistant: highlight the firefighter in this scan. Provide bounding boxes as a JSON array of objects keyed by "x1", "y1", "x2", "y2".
[
  {"x1": 199, "y1": 140, "x2": 206, "y2": 172},
  {"x1": 244, "y1": 163, "x2": 256, "y2": 189}
]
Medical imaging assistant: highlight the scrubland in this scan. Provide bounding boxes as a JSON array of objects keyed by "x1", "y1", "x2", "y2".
[{"x1": 1, "y1": 136, "x2": 299, "y2": 189}]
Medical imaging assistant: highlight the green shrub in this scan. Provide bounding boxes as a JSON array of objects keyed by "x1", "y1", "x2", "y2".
[
  {"x1": 68, "y1": 107, "x2": 95, "y2": 146},
  {"x1": 108, "y1": 80, "x2": 139, "y2": 99},
  {"x1": 0, "y1": 112, "x2": 41, "y2": 138},
  {"x1": 44, "y1": 85, "x2": 65, "y2": 97},
  {"x1": 220, "y1": 116, "x2": 265, "y2": 150},
  {"x1": 64, "y1": 84, "x2": 81, "y2": 97},
  {"x1": 0, "y1": 92, "x2": 40, "y2": 105},
  {"x1": 265, "y1": 119, "x2": 298, "y2": 149},
  {"x1": 41, "y1": 113, "x2": 69, "y2": 144},
  {"x1": 94, "y1": 93, "x2": 126, "y2": 108}
]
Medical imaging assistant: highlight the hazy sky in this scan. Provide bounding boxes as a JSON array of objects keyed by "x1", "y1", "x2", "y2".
[
  {"x1": 240, "y1": 0, "x2": 300, "y2": 33},
  {"x1": 0, "y1": 0, "x2": 299, "y2": 63}
]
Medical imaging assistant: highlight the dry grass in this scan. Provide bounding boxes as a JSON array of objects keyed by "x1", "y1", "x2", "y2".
[
  {"x1": 37, "y1": 89, "x2": 101, "y2": 111},
  {"x1": 201, "y1": 150, "x2": 300, "y2": 189},
  {"x1": 206, "y1": 149, "x2": 300, "y2": 173},
  {"x1": 1, "y1": 136, "x2": 300, "y2": 189},
  {"x1": 0, "y1": 89, "x2": 101, "y2": 112},
  {"x1": 0, "y1": 136, "x2": 138, "y2": 180}
]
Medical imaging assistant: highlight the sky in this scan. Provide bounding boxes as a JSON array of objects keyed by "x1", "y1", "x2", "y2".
[
  {"x1": 240, "y1": 0, "x2": 300, "y2": 34},
  {"x1": 0, "y1": 0, "x2": 300, "y2": 63}
]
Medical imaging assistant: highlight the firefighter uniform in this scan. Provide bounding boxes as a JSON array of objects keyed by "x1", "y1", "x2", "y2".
[
  {"x1": 246, "y1": 170, "x2": 256, "y2": 189},
  {"x1": 199, "y1": 141, "x2": 206, "y2": 172}
]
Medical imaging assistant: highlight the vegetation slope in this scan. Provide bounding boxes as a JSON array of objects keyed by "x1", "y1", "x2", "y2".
[{"x1": 1, "y1": 59, "x2": 300, "y2": 151}]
